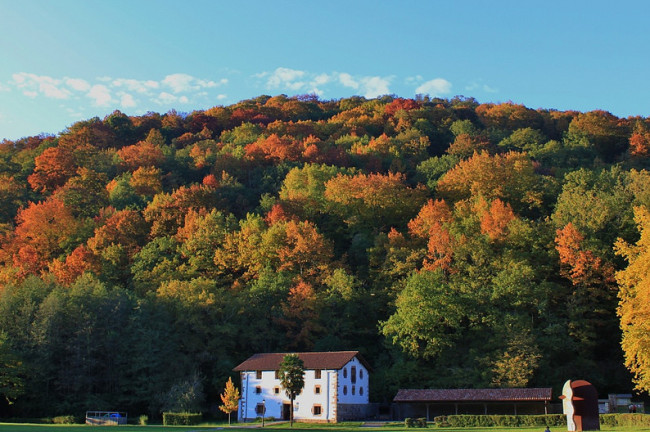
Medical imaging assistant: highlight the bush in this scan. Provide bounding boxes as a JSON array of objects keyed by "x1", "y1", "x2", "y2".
[
  {"x1": 443, "y1": 414, "x2": 565, "y2": 428},
  {"x1": 138, "y1": 414, "x2": 149, "y2": 426},
  {"x1": 405, "y1": 417, "x2": 427, "y2": 427},
  {"x1": 162, "y1": 412, "x2": 202, "y2": 425},
  {"x1": 600, "y1": 413, "x2": 650, "y2": 427},
  {"x1": 52, "y1": 415, "x2": 77, "y2": 424}
]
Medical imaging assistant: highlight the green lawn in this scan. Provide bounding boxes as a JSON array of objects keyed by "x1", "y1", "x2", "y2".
[{"x1": 0, "y1": 423, "x2": 650, "y2": 432}]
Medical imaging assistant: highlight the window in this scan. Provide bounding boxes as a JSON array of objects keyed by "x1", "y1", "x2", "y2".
[
  {"x1": 256, "y1": 370, "x2": 262, "y2": 379},
  {"x1": 256, "y1": 403, "x2": 265, "y2": 415},
  {"x1": 360, "y1": 386, "x2": 364, "y2": 396},
  {"x1": 351, "y1": 366, "x2": 356, "y2": 383},
  {"x1": 274, "y1": 387, "x2": 280, "y2": 394},
  {"x1": 314, "y1": 369, "x2": 322, "y2": 379},
  {"x1": 255, "y1": 386, "x2": 262, "y2": 394},
  {"x1": 314, "y1": 385, "x2": 321, "y2": 394},
  {"x1": 352, "y1": 385, "x2": 355, "y2": 395},
  {"x1": 343, "y1": 368, "x2": 347, "y2": 379},
  {"x1": 360, "y1": 369, "x2": 363, "y2": 379},
  {"x1": 312, "y1": 405, "x2": 322, "y2": 416},
  {"x1": 343, "y1": 385, "x2": 347, "y2": 395},
  {"x1": 275, "y1": 370, "x2": 280, "y2": 379}
]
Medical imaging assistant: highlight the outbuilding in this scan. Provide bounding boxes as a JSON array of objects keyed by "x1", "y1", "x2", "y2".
[{"x1": 393, "y1": 388, "x2": 553, "y2": 420}]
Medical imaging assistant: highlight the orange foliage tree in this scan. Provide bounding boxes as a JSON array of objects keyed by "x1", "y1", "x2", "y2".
[
  {"x1": 28, "y1": 146, "x2": 76, "y2": 192},
  {"x1": 11, "y1": 198, "x2": 79, "y2": 275},
  {"x1": 436, "y1": 151, "x2": 543, "y2": 213}
]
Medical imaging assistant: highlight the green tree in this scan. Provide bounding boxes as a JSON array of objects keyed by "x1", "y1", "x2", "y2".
[
  {"x1": 219, "y1": 377, "x2": 240, "y2": 424},
  {"x1": 278, "y1": 354, "x2": 304, "y2": 426},
  {"x1": 0, "y1": 331, "x2": 25, "y2": 404}
]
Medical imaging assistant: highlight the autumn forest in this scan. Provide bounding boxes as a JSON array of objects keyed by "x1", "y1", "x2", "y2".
[{"x1": 1, "y1": 95, "x2": 649, "y2": 418}]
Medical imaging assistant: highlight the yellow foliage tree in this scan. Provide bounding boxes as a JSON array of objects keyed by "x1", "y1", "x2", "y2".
[
  {"x1": 615, "y1": 206, "x2": 650, "y2": 392},
  {"x1": 219, "y1": 377, "x2": 240, "y2": 424}
]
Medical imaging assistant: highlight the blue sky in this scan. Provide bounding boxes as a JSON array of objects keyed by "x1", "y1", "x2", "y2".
[{"x1": 1, "y1": 0, "x2": 649, "y2": 140}]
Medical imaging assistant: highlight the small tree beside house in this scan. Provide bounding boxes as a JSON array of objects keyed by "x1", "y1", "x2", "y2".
[
  {"x1": 219, "y1": 377, "x2": 240, "y2": 425},
  {"x1": 278, "y1": 354, "x2": 305, "y2": 426}
]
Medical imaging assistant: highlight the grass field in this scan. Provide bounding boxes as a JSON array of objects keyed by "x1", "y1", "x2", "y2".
[{"x1": 0, "y1": 423, "x2": 650, "y2": 432}]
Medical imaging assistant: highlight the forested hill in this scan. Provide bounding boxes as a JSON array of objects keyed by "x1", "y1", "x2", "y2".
[{"x1": 1, "y1": 95, "x2": 649, "y2": 417}]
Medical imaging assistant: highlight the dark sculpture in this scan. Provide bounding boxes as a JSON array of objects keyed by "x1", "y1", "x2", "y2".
[{"x1": 560, "y1": 380, "x2": 600, "y2": 431}]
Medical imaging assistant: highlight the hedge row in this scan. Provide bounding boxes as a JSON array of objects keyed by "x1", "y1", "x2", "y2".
[
  {"x1": 432, "y1": 414, "x2": 566, "y2": 427},
  {"x1": 600, "y1": 413, "x2": 650, "y2": 427},
  {"x1": 162, "y1": 412, "x2": 202, "y2": 425}
]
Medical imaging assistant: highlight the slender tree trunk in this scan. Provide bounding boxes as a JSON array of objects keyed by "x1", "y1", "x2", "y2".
[
  {"x1": 228, "y1": 412, "x2": 231, "y2": 425},
  {"x1": 290, "y1": 398, "x2": 294, "y2": 427}
]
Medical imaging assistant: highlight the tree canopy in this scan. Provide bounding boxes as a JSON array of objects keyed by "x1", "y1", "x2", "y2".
[{"x1": 0, "y1": 96, "x2": 648, "y2": 417}]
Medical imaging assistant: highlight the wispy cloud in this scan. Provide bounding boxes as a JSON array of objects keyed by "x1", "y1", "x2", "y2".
[
  {"x1": 5, "y1": 72, "x2": 229, "y2": 112},
  {"x1": 415, "y1": 78, "x2": 452, "y2": 97},
  {"x1": 65, "y1": 78, "x2": 91, "y2": 92},
  {"x1": 338, "y1": 73, "x2": 359, "y2": 89},
  {"x1": 12, "y1": 73, "x2": 72, "y2": 99},
  {"x1": 88, "y1": 84, "x2": 113, "y2": 106},
  {"x1": 161, "y1": 73, "x2": 224, "y2": 93},
  {"x1": 120, "y1": 93, "x2": 137, "y2": 108},
  {"x1": 258, "y1": 68, "x2": 393, "y2": 98},
  {"x1": 360, "y1": 76, "x2": 392, "y2": 98},
  {"x1": 112, "y1": 78, "x2": 159, "y2": 93},
  {"x1": 466, "y1": 80, "x2": 498, "y2": 94}
]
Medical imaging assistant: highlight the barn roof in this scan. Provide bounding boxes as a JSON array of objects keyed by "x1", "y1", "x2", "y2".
[
  {"x1": 394, "y1": 388, "x2": 552, "y2": 403},
  {"x1": 233, "y1": 351, "x2": 372, "y2": 372}
]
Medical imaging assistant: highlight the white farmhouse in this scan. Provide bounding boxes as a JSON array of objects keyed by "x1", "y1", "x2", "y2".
[{"x1": 233, "y1": 351, "x2": 371, "y2": 423}]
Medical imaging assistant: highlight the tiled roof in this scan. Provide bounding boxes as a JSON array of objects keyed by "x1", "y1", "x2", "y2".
[
  {"x1": 233, "y1": 351, "x2": 371, "y2": 372},
  {"x1": 394, "y1": 388, "x2": 552, "y2": 402}
]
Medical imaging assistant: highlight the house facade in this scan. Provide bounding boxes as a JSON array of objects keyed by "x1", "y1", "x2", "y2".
[{"x1": 233, "y1": 351, "x2": 371, "y2": 423}]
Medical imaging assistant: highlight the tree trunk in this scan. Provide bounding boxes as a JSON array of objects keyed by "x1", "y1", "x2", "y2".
[
  {"x1": 290, "y1": 398, "x2": 294, "y2": 427},
  {"x1": 228, "y1": 412, "x2": 231, "y2": 425}
]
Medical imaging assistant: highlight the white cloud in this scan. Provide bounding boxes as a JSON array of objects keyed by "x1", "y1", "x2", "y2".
[
  {"x1": 415, "y1": 78, "x2": 452, "y2": 96},
  {"x1": 360, "y1": 76, "x2": 391, "y2": 98},
  {"x1": 120, "y1": 93, "x2": 137, "y2": 108},
  {"x1": 162, "y1": 74, "x2": 192, "y2": 93},
  {"x1": 339, "y1": 73, "x2": 359, "y2": 89},
  {"x1": 266, "y1": 67, "x2": 306, "y2": 90},
  {"x1": 155, "y1": 92, "x2": 178, "y2": 104},
  {"x1": 465, "y1": 80, "x2": 498, "y2": 94},
  {"x1": 483, "y1": 84, "x2": 498, "y2": 93},
  {"x1": 217, "y1": 94, "x2": 227, "y2": 100},
  {"x1": 162, "y1": 73, "x2": 220, "y2": 93},
  {"x1": 179, "y1": 96, "x2": 189, "y2": 104},
  {"x1": 112, "y1": 78, "x2": 159, "y2": 93},
  {"x1": 65, "y1": 78, "x2": 91, "y2": 92},
  {"x1": 12, "y1": 72, "x2": 71, "y2": 99},
  {"x1": 312, "y1": 73, "x2": 331, "y2": 86},
  {"x1": 87, "y1": 84, "x2": 112, "y2": 106}
]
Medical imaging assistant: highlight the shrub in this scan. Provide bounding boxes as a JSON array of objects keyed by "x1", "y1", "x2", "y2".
[
  {"x1": 405, "y1": 417, "x2": 427, "y2": 427},
  {"x1": 52, "y1": 415, "x2": 77, "y2": 424},
  {"x1": 139, "y1": 414, "x2": 149, "y2": 426},
  {"x1": 444, "y1": 414, "x2": 565, "y2": 428},
  {"x1": 600, "y1": 413, "x2": 650, "y2": 427},
  {"x1": 162, "y1": 412, "x2": 202, "y2": 425}
]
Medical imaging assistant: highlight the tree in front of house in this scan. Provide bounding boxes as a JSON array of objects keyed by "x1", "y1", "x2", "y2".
[
  {"x1": 219, "y1": 377, "x2": 240, "y2": 425},
  {"x1": 278, "y1": 354, "x2": 304, "y2": 427}
]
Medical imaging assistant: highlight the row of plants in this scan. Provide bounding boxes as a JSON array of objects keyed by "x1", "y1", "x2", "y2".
[{"x1": 430, "y1": 414, "x2": 566, "y2": 427}]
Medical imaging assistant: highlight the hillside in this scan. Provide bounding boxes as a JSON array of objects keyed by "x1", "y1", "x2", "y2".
[{"x1": 0, "y1": 94, "x2": 648, "y2": 417}]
